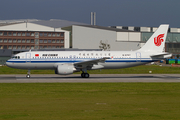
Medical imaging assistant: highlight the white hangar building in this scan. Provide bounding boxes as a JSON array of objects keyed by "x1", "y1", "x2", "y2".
[
  {"x1": 63, "y1": 25, "x2": 141, "y2": 51},
  {"x1": 64, "y1": 24, "x2": 180, "y2": 53}
]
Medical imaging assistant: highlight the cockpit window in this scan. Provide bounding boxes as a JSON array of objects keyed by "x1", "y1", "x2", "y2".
[{"x1": 12, "y1": 56, "x2": 20, "y2": 59}]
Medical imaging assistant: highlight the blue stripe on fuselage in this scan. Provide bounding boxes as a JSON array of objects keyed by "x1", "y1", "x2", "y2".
[{"x1": 6, "y1": 59, "x2": 156, "y2": 63}]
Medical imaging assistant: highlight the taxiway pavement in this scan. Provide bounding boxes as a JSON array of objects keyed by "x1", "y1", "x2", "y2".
[{"x1": 0, "y1": 74, "x2": 180, "y2": 83}]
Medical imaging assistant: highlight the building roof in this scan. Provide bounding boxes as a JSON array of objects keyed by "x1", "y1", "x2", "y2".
[
  {"x1": 0, "y1": 19, "x2": 38, "y2": 27},
  {"x1": 0, "y1": 19, "x2": 134, "y2": 32},
  {"x1": 75, "y1": 25, "x2": 135, "y2": 32},
  {"x1": 0, "y1": 19, "x2": 88, "y2": 28},
  {"x1": 30, "y1": 19, "x2": 88, "y2": 28}
]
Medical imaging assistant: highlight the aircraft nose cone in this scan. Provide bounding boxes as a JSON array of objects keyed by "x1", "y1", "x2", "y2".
[
  {"x1": 6, "y1": 61, "x2": 9, "y2": 66},
  {"x1": 6, "y1": 60, "x2": 17, "y2": 69},
  {"x1": 6, "y1": 61, "x2": 11, "y2": 67}
]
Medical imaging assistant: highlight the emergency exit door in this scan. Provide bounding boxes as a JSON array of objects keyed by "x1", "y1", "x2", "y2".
[{"x1": 26, "y1": 53, "x2": 31, "y2": 63}]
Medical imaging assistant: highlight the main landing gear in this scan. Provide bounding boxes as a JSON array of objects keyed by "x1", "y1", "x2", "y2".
[
  {"x1": 81, "y1": 72, "x2": 89, "y2": 78},
  {"x1": 81, "y1": 68, "x2": 89, "y2": 78},
  {"x1": 26, "y1": 70, "x2": 31, "y2": 78}
]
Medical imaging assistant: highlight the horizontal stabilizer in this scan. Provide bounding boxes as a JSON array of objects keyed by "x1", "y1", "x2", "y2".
[{"x1": 150, "y1": 53, "x2": 172, "y2": 58}]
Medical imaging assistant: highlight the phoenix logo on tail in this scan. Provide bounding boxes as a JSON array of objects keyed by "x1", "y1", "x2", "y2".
[{"x1": 154, "y1": 34, "x2": 164, "y2": 46}]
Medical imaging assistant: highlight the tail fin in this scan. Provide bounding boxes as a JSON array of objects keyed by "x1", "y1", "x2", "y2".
[{"x1": 138, "y1": 24, "x2": 169, "y2": 52}]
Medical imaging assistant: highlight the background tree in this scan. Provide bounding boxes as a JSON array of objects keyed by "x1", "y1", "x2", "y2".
[{"x1": 99, "y1": 40, "x2": 110, "y2": 51}]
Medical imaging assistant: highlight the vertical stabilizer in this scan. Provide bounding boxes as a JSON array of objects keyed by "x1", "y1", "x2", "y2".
[{"x1": 138, "y1": 24, "x2": 169, "y2": 52}]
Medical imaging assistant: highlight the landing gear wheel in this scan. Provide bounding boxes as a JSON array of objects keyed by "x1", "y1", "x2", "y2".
[
  {"x1": 26, "y1": 74, "x2": 30, "y2": 78},
  {"x1": 84, "y1": 73, "x2": 89, "y2": 78},
  {"x1": 81, "y1": 73, "x2": 89, "y2": 78},
  {"x1": 81, "y1": 73, "x2": 85, "y2": 78}
]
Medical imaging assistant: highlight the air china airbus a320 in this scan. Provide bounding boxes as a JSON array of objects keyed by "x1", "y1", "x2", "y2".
[{"x1": 6, "y1": 24, "x2": 171, "y2": 78}]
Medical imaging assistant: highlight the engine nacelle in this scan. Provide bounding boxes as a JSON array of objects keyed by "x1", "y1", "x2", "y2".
[{"x1": 55, "y1": 64, "x2": 74, "y2": 75}]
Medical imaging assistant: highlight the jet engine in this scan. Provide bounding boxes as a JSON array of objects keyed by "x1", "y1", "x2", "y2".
[{"x1": 55, "y1": 64, "x2": 74, "y2": 75}]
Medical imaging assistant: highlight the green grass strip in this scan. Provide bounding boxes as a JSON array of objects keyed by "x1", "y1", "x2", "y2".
[{"x1": 0, "y1": 83, "x2": 180, "y2": 120}]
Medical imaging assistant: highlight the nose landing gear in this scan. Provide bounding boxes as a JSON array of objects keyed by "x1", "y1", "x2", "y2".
[{"x1": 26, "y1": 70, "x2": 31, "y2": 78}]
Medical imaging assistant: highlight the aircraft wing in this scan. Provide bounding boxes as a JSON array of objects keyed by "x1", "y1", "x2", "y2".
[{"x1": 74, "y1": 57, "x2": 110, "y2": 69}]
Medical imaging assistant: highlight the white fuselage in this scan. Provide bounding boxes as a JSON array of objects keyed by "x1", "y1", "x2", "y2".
[{"x1": 6, "y1": 50, "x2": 161, "y2": 71}]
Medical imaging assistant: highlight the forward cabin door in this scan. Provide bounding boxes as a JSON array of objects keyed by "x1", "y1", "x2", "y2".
[
  {"x1": 136, "y1": 52, "x2": 141, "y2": 62},
  {"x1": 26, "y1": 53, "x2": 31, "y2": 63}
]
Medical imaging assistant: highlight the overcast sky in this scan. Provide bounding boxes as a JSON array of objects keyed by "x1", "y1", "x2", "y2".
[{"x1": 1, "y1": 0, "x2": 180, "y2": 27}]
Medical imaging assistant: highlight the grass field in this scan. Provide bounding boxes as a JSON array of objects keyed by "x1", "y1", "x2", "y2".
[
  {"x1": 0, "y1": 83, "x2": 180, "y2": 120},
  {"x1": 1, "y1": 64, "x2": 180, "y2": 119},
  {"x1": 1, "y1": 65, "x2": 180, "y2": 74}
]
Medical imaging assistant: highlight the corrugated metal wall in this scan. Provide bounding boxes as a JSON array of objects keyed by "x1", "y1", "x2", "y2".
[{"x1": 72, "y1": 25, "x2": 140, "y2": 51}]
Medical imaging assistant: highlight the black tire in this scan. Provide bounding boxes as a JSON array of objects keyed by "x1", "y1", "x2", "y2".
[
  {"x1": 81, "y1": 73, "x2": 85, "y2": 78},
  {"x1": 26, "y1": 74, "x2": 30, "y2": 78},
  {"x1": 84, "y1": 73, "x2": 89, "y2": 78}
]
